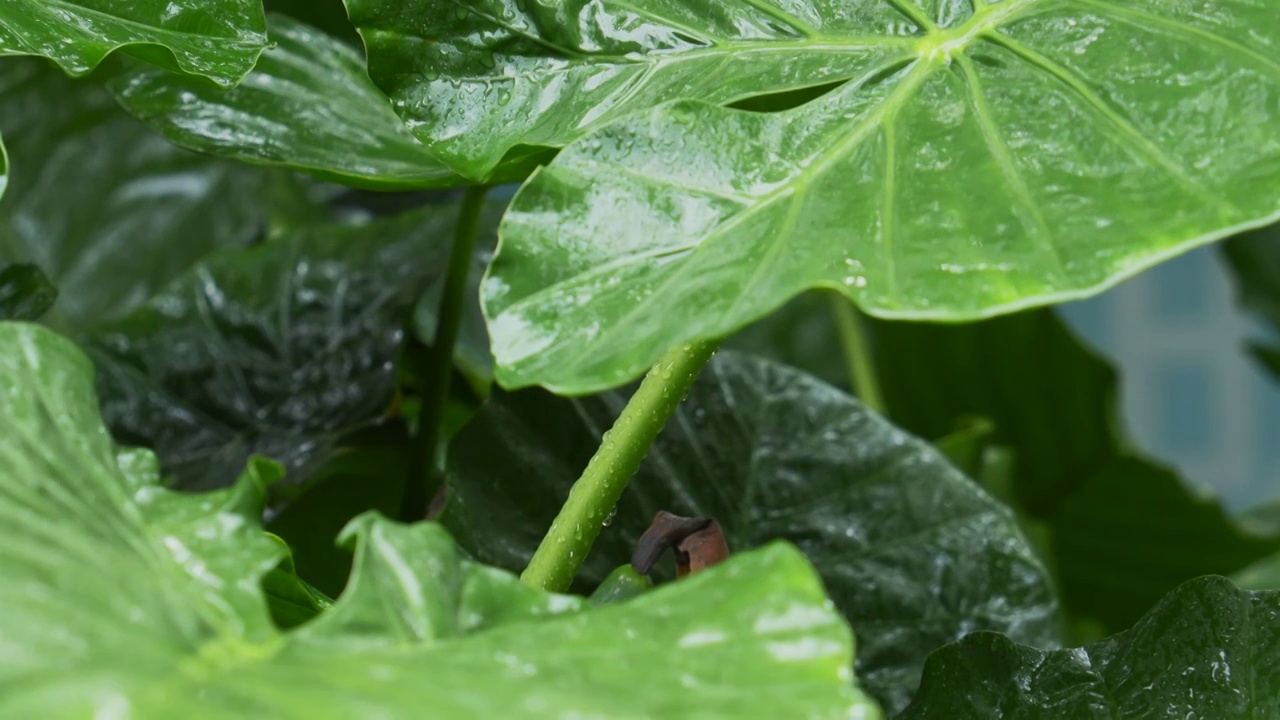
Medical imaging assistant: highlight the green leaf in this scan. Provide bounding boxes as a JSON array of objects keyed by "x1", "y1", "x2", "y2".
[
  {"x1": 111, "y1": 15, "x2": 464, "y2": 190},
  {"x1": 1232, "y1": 552, "x2": 1280, "y2": 591},
  {"x1": 1222, "y1": 221, "x2": 1280, "y2": 378},
  {"x1": 0, "y1": 322, "x2": 876, "y2": 717},
  {"x1": 443, "y1": 351, "x2": 1059, "y2": 714},
  {"x1": 870, "y1": 309, "x2": 1280, "y2": 633},
  {"x1": 484, "y1": 0, "x2": 1280, "y2": 392},
  {"x1": 0, "y1": 58, "x2": 268, "y2": 329},
  {"x1": 900, "y1": 576, "x2": 1280, "y2": 719},
  {"x1": 0, "y1": 0, "x2": 267, "y2": 84},
  {"x1": 266, "y1": 423, "x2": 413, "y2": 597},
  {"x1": 265, "y1": 0, "x2": 362, "y2": 46},
  {"x1": 0, "y1": 263, "x2": 56, "y2": 320},
  {"x1": 736, "y1": 299, "x2": 1280, "y2": 634},
  {"x1": 82, "y1": 205, "x2": 461, "y2": 495}
]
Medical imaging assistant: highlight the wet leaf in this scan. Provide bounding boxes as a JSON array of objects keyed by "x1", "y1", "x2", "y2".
[
  {"x1": 0, "y1": 58, "x2": 268, "y2": 329},
  {"x1": 111, "y1": 15, "x2": 463, "y2": 190},
  {"x1": 483, "y1": 0, "x2": 1280, "y2": 391},
  {"x1": 0, "y1": 321, "x2": 877, "y2": 718},
  {"x1": 900, "y1": 576, "x2": 1280, "y2": 719},
  {"x1": 84, "y1": 205, "x2": 461, "y2": 494},
  {"x1": 0, "y1": 0, "x2": 266, "y2": 84},
  {"x1": 0, "y1": 263, "x2": 56, "y2": 321},
  {"x1": 737, "y1": 299, "x2": 1279, "y2": 634},
  {"x1": 443, "y1": 351, "x2": 1059, "y2": 714}
]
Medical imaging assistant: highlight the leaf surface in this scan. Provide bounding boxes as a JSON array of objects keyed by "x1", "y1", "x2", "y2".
[
  {"x1": 443, "y1": 351, "x2": 1059, "y2": 714},
  {"x1": 0, "y1": 59, "x2": 267, "y2": 329},
  {"x1": 0, "y1": 263, "x2": 56, "y2": 320},
  {"x1": 0, "y1": 321, "x2": 876, "y2": 718},
  {"x1": 111, "y1": 15, "x2": 463, "y2": 190},
  {"x1": 900, "y1": 576, "x2": 1280, "y2": 719},
  {"x1": 0, "y1": 0, "x2": 266, "y2": 84},
  {"x1": 481, "y1": 0, "x2": 1280, "y2": 391},
  {"x1": 84, "y1": 206, "x2": 461, "y2": 494}
]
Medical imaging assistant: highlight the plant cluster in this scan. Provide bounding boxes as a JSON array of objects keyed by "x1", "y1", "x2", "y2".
[{"x1": 1, "y1": 0, "x2": 1280, "y2": 717}]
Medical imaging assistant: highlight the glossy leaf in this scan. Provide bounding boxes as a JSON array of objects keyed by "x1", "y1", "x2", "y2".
[
  {"x1": 0, "y1": 59, "x2": 268, "y2": 330},
  {"x1": 0, "y1": 0, "x2": 266, "y2": 84},
  {"x1": 0, "y1": 263, "x2": 56, "y2": 320},
  {"x1": 737, "y1": 300, "x2": 1280, "y2": 633},
  {"x1": 900, "y1": 576, "x2": 1280, "y2": 719},
  {"x1": 485, "y1": 0, "x2": 1280, "y2": 392},
  {"x1": 0, "y1": 322, "x2": 876, "y2": 717},
  {"x1": 265, "y1": 0, "x2": 362, "y2": 46},
  {"x1": 443, "y1": 351, "x2": 1059, "y2": 714},
  {"x1": 111, "y1": 15, "x2": 463, "y2": 190},
  {"x1": 84, "y1": 205, "x2": 461, "y2": 494},
  {"x1": 346, "y1": 0, "x2": 910, "y2": 181}
]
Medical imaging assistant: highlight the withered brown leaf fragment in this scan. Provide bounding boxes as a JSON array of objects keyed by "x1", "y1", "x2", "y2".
[{"x1": 631, "y1": 511, "x2": 730, "y2": 578}]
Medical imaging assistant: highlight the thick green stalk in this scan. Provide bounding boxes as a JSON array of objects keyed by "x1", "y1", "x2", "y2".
[
  {"x1": 828, "y1": 291, "x2": 886, "y2": 414},
  {"x1": 520, "y1": 339, "x2": 720, "y2": 592},
  {"x1": 400, "y1": 185, "x2": 488, "y2": 522}
]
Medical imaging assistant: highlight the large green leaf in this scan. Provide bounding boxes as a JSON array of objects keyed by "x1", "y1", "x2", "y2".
[
  {"x1": 737, "y1": 297, "x2": 1280, "y2": 634},
  {"x1": 0, "y1": 0, "x2": 266, "y2": 84},
  {"x1": 0, "y1": 58, "x2": 268, "y2": 330},
  {"x1": 111, "y1": 15, "x2": 463, "y2": 190},
  {"x1": 483, "y1": 0, "x2": 1280, "y2": 392},
  {"x1": 83, "y1": 205, "x2": 460, "y2": 494},
  {"x1": 443, "y1": 351, "x2": 1059, "y2": 714},
  {"x1": 0, "y1": 321, "x2": 875, "y2": 717},
  {"x1": 900, "y1": 576, "x2": 1280, "y2": 718},
  {"x1": 0, "y1": 263, "x2": 56, "y2": 321}
]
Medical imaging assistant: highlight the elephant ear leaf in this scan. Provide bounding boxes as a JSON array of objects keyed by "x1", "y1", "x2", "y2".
[
  {"x1": 0, "y1": 322, "x2": 877, "y2": 718},
  {"x1": 476, "y1": 0, "x2": 1280, "y2": 392},
  {"x1": 901, "y1": 576, "x2": 1280, "y2": 719},
  {"x1": 0, "y1": 0, "x2": 267, "y2": 84}
]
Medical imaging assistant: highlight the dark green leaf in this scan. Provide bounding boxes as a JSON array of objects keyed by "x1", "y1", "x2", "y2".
[
  {"x1": 483, "y1": 0, "x2": 1280, "y2": 391},
  {"x1": 84, "y1": 205, "x2": 461, "y2": 495},
  {"x1": 443, "y1": 351, "x2": 1059, "y2": 714},
  {"x1": 1222, "y1": 221, "x2": 1280, "y2": 378},
  {"x1": 111, "y1": 15, "x2": 463, "y2": 190},
  {"x1": 900, "y1": 576, "x2": 1280, "y2": 719},
  {"x1": 0, "y1": 263, "x2": 56, "y2": 320},
  {"x1": 266, "y1": 423, "x2": 413, "y2": 597},
  {"x1": 265, "y1": 0, "x2": 362, "y2": 46},
  {"x1": 0, "y1": 322, "x2": 877, "y2": 717},
  {"x1": 737, "y1": 300, "x2": 1280, "y2": 634},
  {"x1": 0, "y1": 0, "x2": 266, "y2": 84},
  {"x1": 262, "y1": 535, "x2": 335, "y2": 629},
  {"x1": 0, "y1": 58, "x2": 268, "y2": 329}
]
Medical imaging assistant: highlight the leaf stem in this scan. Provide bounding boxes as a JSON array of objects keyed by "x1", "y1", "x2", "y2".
[
  {"x1": 828, "y1": 290, "x2": 886, "y2": 414},
  {"x1": 400, "y1": 185, "x2": 488, "y2": 522},
  {"x1": 520, "y1": 339, "x2": 720, "y2": 592}
]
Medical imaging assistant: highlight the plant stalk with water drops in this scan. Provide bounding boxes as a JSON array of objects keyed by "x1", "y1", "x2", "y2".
[
  {"x1": 520, "y1": 339, "x2": 720, "y2": 592},
  {"x1": 828, "y1": 290, "x2": 885, "y2": 415}
]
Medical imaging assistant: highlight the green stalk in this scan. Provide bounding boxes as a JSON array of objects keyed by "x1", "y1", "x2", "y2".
[
  {"x1": 828, "y1": 290, "x2": 886, "y2": 414},
  {"x1": 520, "y1": 339, "x2": 720, "y2": 592},
  {"x1": 400, "y1": 185, "x2": 488, "y2": 522}
]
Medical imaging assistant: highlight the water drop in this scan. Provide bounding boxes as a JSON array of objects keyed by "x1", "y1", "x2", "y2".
[{"x1": 602, "y1": 507, "x2": 617, "y2": 527}]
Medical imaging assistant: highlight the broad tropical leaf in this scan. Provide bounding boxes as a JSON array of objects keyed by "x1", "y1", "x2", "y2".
[
  {"x1": 0, "y1": 321, "x2": 876, "y2": 718},
  {"x1": 481, "y1": 0, "x2": 1280, "y2": 391},
  {"x1": 0, "y1": 0, "x2": 266, "y2": 84},
  {"x1": 0, "y1": 59, "x2": 267, "y2": 329},
  {"x1": 737, "y1": 298, "x2": 1280, "y2": 634},
  {"x1": 900, "y1": 576, "x2": 1280, "y2": 718},
  {"x1": 0, "y1": 263, "x2": 56, "y2": 320},
  {"x1": 111, "y1": 15, "x2": 463, "y2": 190},
  {"x1": 443, "y1": 351, "x2": 1059, "y2": 714},
  {"x1": 84, "y1": 205, "x2": 461, "y2": 494}
]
